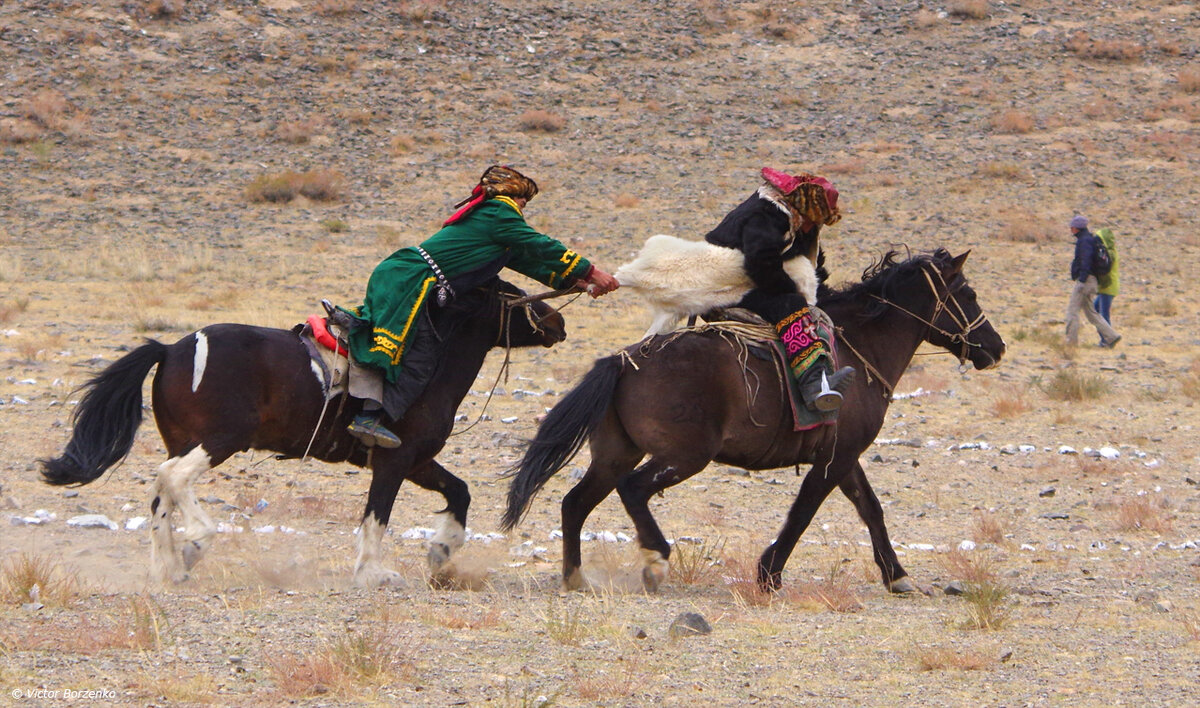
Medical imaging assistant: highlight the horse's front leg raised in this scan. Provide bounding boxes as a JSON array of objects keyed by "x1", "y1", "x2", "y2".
[{"x1": 839, "y1": 460, "x2": 923, "y2": 595}]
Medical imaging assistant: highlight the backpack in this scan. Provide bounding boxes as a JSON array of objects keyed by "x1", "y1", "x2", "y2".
[{"x1": 1091, "y1": 234, "x2": 1113, "y2": 277}]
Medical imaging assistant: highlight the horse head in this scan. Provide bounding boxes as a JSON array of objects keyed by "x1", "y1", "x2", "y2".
[
  {"x1": 920, "y1": 249, "x2": 1006, "y2": 370},
  {"x1": 495, "y1": 279, "x2": 567, "y2": 348}
]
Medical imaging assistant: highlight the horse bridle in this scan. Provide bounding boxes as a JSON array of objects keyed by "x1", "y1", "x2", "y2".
[{"x1": 868, "y1": 262, "x2": 991, "y2": 365}]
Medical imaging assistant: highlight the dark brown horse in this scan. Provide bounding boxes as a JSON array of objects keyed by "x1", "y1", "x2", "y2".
[
  {"x1": 504, "y1": 249, "x2": 1005, "y2": 593},
  {"x1": 41, "y1": 278, "x2": 565, "y2": 587}
]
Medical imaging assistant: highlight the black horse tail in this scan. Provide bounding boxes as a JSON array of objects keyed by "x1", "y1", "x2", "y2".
[
  {"x1": 41, "y1": 340, "x2": 167, "y2": 486},
  {"x1": 502, "y1": 355, "x2": 624, "y2": 530}
]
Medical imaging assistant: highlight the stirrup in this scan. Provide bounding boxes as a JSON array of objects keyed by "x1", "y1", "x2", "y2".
[{"x1": 808, "y1": 370, "x2": 844, "y2": 412}]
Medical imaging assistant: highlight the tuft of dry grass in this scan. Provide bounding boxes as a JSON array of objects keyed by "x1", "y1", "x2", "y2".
[
  {"x1": 613, "y1": 193, "x2": 641, "y2": 208},
  {"x1": 818, "y1": 159, "x2": 867, "y2": 176},
  {"x1": 1042, "y1": 369, "x2": 1109, "y2": 401},
  {"x1": 670, "y1": 536, "x2": 726, "y2": 587},
  {"x1": 782, "y1": 561, "x2": 863, "y2": 613},
  {"x1": 990, "y1": 385, "x2": 1032, "y2": 418},
  {"x1": 1179, "y1": 66, "x2": 1200, "y2": 94},
  {"x1": 275, "y1": 119, "x2": 319, "y2": 144},
  {"x1": 971, "y1": 511, "x2": 1009, "y2": 546},
  {"x1": 517, "y1": 110, "x2": 567, "y2": 133},
  {"x1": 997, "y1": 210, "x2": 1055, "y2": 243},
  {"x1": 0, "y1": 553, "x2": 83, "y2": 607},
  {"x1": 267, "y1": 626, "x2": 416, "y2": 698},
  {"x1": 136, "y1": 670, "x2": 217, "y2": 704},
  {"x1": 722, "y1": 554, "x2": 773, "y2": 608},
  {"x1": 915, "y1": 645, "x2": 996, "y2": 671},
  {"x1": 315, "y1": 0, "x2": 356, "y2": 16},
  {"x1": 1180, "y1": 611, "x2": 1200, "y2": 643},
  {"x1": 1181, "y1": 358, "x2": 1200, "y2": 400},
  {"x1": 1066, "y1": 32, "x2": 1145, "y2": 62},
  {"x1": 0, "y1": 118, "x2": 42, "y2": 144},
  {"x1": 992, "y1": 109, "x2": 1035, "y2": 134},
  {"x1": 978, "y1": 161, "x2": 1028, "y2": 181},
  {"x1": 912, "y1": 9, "x2": 940, "y2": 29},
  {"x1": 947, "y1": 0, "x2": 989, "y2": 20},
  {"x1": 1114, "y1": 496, "x2": 1174, "y2": 534},
  {"x1": 940, "y1": 550, "x2": 1012, "y2": 630},
  {"x1": 245, "y1": 169, "x2": 345, "y2": 203}
]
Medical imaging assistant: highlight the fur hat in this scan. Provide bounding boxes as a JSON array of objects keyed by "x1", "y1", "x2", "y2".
[
  {"x1": 444, "y1": 166, "x2": 540, "y2": 225},
  {"x1": 761, "y1": 167, "x2": 841, "y2": 226},
  {"x1": 1069, "y1": 215, "x2": 1088, "y2": 229}
]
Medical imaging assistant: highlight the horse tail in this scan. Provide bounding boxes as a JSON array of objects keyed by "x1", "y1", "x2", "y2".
[
  {"x1": 41, "y1": 340, "x2": 167, "y2": 486},
  {"x1": 502, "y1": 354, "x2": 624, "y2": 530}
]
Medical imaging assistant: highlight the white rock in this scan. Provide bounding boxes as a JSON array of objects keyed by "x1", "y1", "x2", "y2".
[
  {"x1": 907, "y1": 543, "x2": 936, "y2": 551},
  {"x1": 1098, "y1": 447, "x2": 1120, "y2": 460},
  {"x1": 1018, "y1": 444, "x2": 1036, "y2": 453},
  {"x1": 958, "y1": 540, "x2": 977, "y2": 551},
  {"x1": 252, "y1": 525, "x2": 275, "y2": 533},
  {"x1": 1020, "y1": 543, "x2": 1036, "y2": 551},
  {"x1": 67, "y1": 514, "x2": 118, "y2": 531},
  {"x1": 124, "y1": 516, "x2": 148, "y2": 531},
  {"x1": 501, "y1": 416, "x2": 519, "y2": 423},
  {"x1": 400, "y1": 527, "x2": 435, "y2": 540},
  {"x1": 1058, "y1": 445, "x2": 1077, "y2": 455},
  {"x1": 12, "y1": 396, "x2": 29, "y2": 405}
]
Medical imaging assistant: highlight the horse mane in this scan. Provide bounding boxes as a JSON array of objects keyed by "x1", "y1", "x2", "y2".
[{"x1": 818, "y1": 247, "x2": 955, "y2": 320}]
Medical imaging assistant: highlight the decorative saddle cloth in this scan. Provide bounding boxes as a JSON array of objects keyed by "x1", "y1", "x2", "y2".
[{"x1": 698, "y1": 307, "x2": 840, "y2": 431}]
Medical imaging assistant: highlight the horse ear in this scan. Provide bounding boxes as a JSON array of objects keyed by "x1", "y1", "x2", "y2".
[{"x1": 949, "y1": 250, "x2": 970, "y2": 274}]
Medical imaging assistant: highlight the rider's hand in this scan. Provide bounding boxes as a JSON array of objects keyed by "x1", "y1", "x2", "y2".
[{"x1": 582, "y1": 268, "x2": 619, "y2": 298}]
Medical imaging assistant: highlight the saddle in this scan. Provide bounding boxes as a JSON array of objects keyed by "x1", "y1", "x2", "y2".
[
  {"x1": 293, "y1": 301, "x2": 383, "y2": 402},
  {"x1": 698, "y1": 307, "x2": 839, "y2": 432}
]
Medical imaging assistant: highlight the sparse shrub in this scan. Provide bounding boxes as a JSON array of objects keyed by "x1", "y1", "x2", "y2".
[
  {"x1": 1179, "y1": 66, "x2": 1200, "y2": 94},
  {"x1": 517, "y1": 110, "x2": 567, "y2": 133},
  {"x1": 1, "y1": 553, "x2": 82, "y2": 607},
  {"x1": 1043, "y1": 369, "x2": 1109, "y2": 401},
  {"x1": 321, "y1": 218, "x2": 349, "y2": 233},
  {"x1": 1066, "y1": 32, "x2": 1145, "y2": 62},
  {"x1": 948, "y1": 0, "x2": 989, "y2": 20},
  {"x1": 613, "y1": 193, "x2": 640, "y2": 208},
  {"x1": 670, "y1": 536, "x2": 725, "y2": 586},
  {"x1": 542, "y1": 599, "x2": 588, "y2": 646},
  {"x1": 0, "y1": 118, "x2": 41, "y2": 144},
  {"x1": 1115, "y1": 496, "x2": 1174, "y2": 534},
  {"x1": 23, "y1": 89, "x2": 69, "y2": 128},
  {"x1": 940, "y1": 550, "x2": 1012, "y2": 630},
  {"x1": 992, "y1": 109, "x2": 1034, "y2": 134},
  {"x1": 146, "y1": 0, "x2": 186, "y2": 17},
  {"x1": 998, "y1": 210, "x2": 1054, "y2": 243},
  {"x1": 316, "y1": 0, "x2": 356, "y2": 16},
  {"x1": 722, "y1": 554, "x2": 772, "y2": 607},
  {"x1": 267, "y1": 627, "x2": 415, "y2": 698},
  {"x1": 971, "y1": 511, "x2": 1008, "y2": 545},
  {"x1": 818, "y1": 159, "x2": 867, "y2": 175},
  {"x1": 275, "y1": 119, "x2": 318, "y2": 144},
  {"x1": 245, "y1": 169, "x2": 344, "y2": 203},
  {"x1": 915, "y1": 645, "x2": 996, "y2": 671},
  {"x1": 1180, "y1": 611, "x2": 1200, "y2": 642},
  {"x1": 1181, "y1": 358, "x2": 1200, "y2": 400},
  {"x1": 342, "y1": 108, "x2": 373, "y2": 125},
  {"x1": 979, "y1": 161, "x2": 1027, "y2": 180},
  {"x1": 1148, "y1": 297, "x2": 1178, "y2": 317},
  {"x1": 990, "y1": 385, "x2": 1032, "y2": 418},
  {"x1": 913, "y1": 10, "x2": 940, "y2": 29},
  {"x1": 783, "y1": 561, "x2": 863, "y2": 613},
  {"x1": 390, "y1": 134, "x2": 416, "y2": 155}
]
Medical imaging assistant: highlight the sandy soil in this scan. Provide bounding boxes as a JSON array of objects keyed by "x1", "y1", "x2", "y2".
[{"x1": 1, "y1": 1, "x2": 1198, "y2": 706}]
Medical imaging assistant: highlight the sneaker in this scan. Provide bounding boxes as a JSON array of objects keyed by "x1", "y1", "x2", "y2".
[
  {"x1": 1101, "y1": 335, "x2": 1122, "y2": 349},
  {"x1": 347, "y1": 413, "x2": 402, "y2": 448}
]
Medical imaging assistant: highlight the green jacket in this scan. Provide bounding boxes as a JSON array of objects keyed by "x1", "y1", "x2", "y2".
[
  {"x1": 350, "y1": 197, "x2": 591, "y2": 381},
  {"x1": 1095, "y1": 227, "x2": 1119, "y2": 296}
]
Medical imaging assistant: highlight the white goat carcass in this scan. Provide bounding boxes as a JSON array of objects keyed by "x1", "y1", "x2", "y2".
[{"x1": 614, "y1": 234, "x2": 817, "y2": 337}]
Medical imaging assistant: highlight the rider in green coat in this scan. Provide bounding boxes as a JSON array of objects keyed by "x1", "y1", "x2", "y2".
[{"x1": 346, "y1": 166, "x2": 619, "y2": 448}]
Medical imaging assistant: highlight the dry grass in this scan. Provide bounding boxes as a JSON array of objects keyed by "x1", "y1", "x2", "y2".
[
  {"x1": 992, "y1": 109, "x2": 1035, "y2": 134},
  {"x1": 1114, "y1": 496, "x2": 1174, "y2": 534},
  {"x1": 136, "y1": 669, "x2": 217, "y2": 704},
  {"x1": 541, "y1": 598, "x2": 590, "y2": 646},
  {"x1": 245, "y1": 169, "x2": 345, "y2": 203},
  {"x1": 990, "y1": 385, "x2": 1032, "y2": 418},
  {"x1": 1042, "y1": 369, "x2": 1109, "y2": 401},
  {"x1": 722, "y1": 554, "x2": 773, "y2": 608},
  {"x1": 274, "y1": 119, "x2": 319, "y2": 144},
  {"x1": 947, "y1": 0, "x2": 989, "y2": 20},
  {"x1": 1066, "y1": 32, "x2": 1145, "y2": 62},
  {"x1": 315, "y1": 0, "x2": 356, "y2": 16},
  {"x1": 940, "y1": 550, "x2": 1012, "y2": 630},
  {"x1": 0, "y1": 296, "x2": 30, "y2": 323},
  {"x1": 0, "y1": 118, "x2": 42, "y2": 144},
  {"x1": 978, "y1": 161, "x2": 1028, "y2": 181},
  {"x1": 1179, "y1": 67, "x2": 1200, "y2": 94},
  {"x1": 915, "y1": 645, "x2": 996, "y2": 671},
  {"x1": 998, "y1": 210, "x2": 1055, "y2": 243},
  {"x1": 0, "y1": 552, "x2": 82, "y2": 607},
  {"x1": 267, "y1": 626, "x2": 416, "y2": 698},
  {"x1": 613, "y1": 192, "x2": 641, "y2": 208},
  {"x1": 912, "y1": 9, "x2": 940, "y2": 29},
  {"x1": 781, "y1": 561, "x2": 863, "y2": 613},
  {"x1": 517, "y1": 110, "x2": 567, "y2": 133},
  {"x1": 1181, "y1": 358, "x2": 1200, "y2": 400},
  {"x1": 1180, "y1": 611, "x2": 1200, "y2": 643},
  {"x1": 971, "y1": 511, "x2": 1010, "y2": 546},
  {"x1": 670, "y1": 536, "x2": 726, "y2": 586}
]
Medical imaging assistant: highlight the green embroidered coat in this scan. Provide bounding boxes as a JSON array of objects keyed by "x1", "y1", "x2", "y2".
[{"x1": 349, "y1": 196, "x2": 591, "y2": 381}]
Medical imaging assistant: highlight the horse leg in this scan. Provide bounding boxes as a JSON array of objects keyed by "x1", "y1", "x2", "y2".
[
  {"x1": 148, "y1": 445, "x2": 219, "y2": 582},
  {"x1": 839, "y1": 461, "x2": 917, "y2": 594},
  {"x1": 757, "y1": 456, "x2": 846, "y2": 591},
  {"x1": 352, "y1": 449, "x2": 413, "y2": 588},
  {"x1": 149, "y1": 458, "x2": 183, "y2": 583},
  {"x1": 615, "y1": 456, "x2": 711, "y2": 593},
  {"x1": 404, "y1": 459, "x2": 470, "y2": 578}
]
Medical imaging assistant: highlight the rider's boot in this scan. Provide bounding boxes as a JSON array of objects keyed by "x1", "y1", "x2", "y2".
[
  {"x1": 798, "y1": 364, "x2": 856, "y2": 412},
  {"x1": 347, "y1": 407, "x2": 402, "y2": 448}
]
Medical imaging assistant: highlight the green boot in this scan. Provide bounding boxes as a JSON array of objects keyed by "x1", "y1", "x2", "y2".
[{"x1": 347, "y1": 412, "x2": 401, "y2": 448}]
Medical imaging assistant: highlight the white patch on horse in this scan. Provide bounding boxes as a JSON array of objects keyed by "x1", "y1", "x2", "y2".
[
  {"x1": 309, "y1": 359, "x2": 325, "y2": 390},
  {"x1": 615, "y1": 234, "x2": 818, "y2": 336},
  {"x1": 191, "y1": 330, "x2": 209, "y2": 393}
]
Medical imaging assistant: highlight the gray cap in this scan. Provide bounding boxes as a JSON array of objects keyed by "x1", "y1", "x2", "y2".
[{"x1": 1069, "y1": 215, "x2": 1088, "y2": 229}]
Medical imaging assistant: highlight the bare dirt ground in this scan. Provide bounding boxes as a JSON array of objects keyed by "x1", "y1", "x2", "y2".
[{"x1": 2, "y1": 1, "x2": 1199, "y2": 705}]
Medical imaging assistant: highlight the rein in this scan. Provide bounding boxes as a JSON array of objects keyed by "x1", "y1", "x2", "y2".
[{"x1": 837, "y1": 261, "x2": 990, "y2": 399}]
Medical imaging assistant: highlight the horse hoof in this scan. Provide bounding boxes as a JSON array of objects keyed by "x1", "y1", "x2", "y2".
[
  {"x1": 427, "y1": 542, "x2": 451, "y2": 571},
  {"x1": 888, "y1": 577, "x2": 916, "y2": 594},
  {"x1": 562, "y1": 568, "x2": 585, "y2": 592},
  {"x1": 639, "y1": 549, "x2": 669, "y2": 593},
  {"x1": 354, "y1": 567, "x2": 405, "y2": 588},
  {"x1": 181, "y1": 540, "x2": 207, "y2": 570},
  {"x1": 641, "y1": 566, "x2": 661, "y2": 593}
]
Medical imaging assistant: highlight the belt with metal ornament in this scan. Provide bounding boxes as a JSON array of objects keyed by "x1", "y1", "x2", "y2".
[{"x1": 416, "y1": 247, "x2": 455, "y2": 306}]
